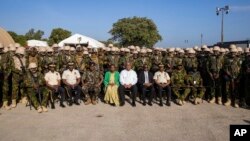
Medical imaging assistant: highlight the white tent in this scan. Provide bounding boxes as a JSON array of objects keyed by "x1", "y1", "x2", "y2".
[
  {"x1": 27, "y1": 40, "x2": 48, "y2": 47},
  {"x1": 58, "y1": 33, "x2": 105, "y2": 48}
]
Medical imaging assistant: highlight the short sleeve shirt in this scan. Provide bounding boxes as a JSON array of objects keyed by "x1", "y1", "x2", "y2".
[
  {"x1": 44, "y1": 71, "x2": 61, "y2": 85},
  {"x1": 62, "y1": 69, "x2": 80, "y2": 85},
  {"x1": 153, "y1": 71, "x2": 170, "y2": 83}
]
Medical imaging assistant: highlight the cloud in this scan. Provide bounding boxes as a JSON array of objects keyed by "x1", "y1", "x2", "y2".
[{"x1": 230, "y1": 5, "x2": 250, "y2": 12}]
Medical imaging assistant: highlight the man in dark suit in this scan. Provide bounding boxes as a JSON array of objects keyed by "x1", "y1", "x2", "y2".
[{"x1": 138, "y1": 64, "x2": 155, "y2": 106}]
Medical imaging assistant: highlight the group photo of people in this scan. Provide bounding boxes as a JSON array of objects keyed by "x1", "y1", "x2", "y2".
[{"x1": 1, "y1": 43, "x2": 250, "y2": 113}]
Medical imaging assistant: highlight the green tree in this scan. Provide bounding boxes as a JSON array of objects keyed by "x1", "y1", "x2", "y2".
[
  {"x1": 8, "y1": 31, "x2": 27, "y2": 46},
  {"x1": 109, "y1": 16, "x2": 162, "y2": 48},
  {"x1": 48, "y1": 28, "x2": 71, "y2": 45},
  {"x1": 25, "y1": 28, "x2": 44, "y2": 40}
]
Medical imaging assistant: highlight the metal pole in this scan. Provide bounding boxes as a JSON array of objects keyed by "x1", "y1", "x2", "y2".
[
  {"x1": 221, "y1": 10, "x2": 224, "y2": 44},
  {"x1": 201, "y1": 33, "x2": 203, "y2": 46}
]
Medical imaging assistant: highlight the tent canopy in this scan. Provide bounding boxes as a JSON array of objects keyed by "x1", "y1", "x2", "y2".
[
  {"x1": 27, "y1": 40, "x2": 48, "y2": 47},
  {"x1": 58, "y1": 33, "x2": 105, "y2": 48},
  {"x1": 0, "y1": 27, "x2": 15, "y2": 47}
]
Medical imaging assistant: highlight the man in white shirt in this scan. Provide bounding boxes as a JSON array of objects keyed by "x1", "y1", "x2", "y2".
[
  {"x1": 44, "y1": 63, "x2": 66, "y2": 108},
  {"x1": 119, "y1": 62, "x2": 138, "y2": 107},
  {"x1": 154, "y1": 64, "x2": 171, "y2": 106},
  {"x1": 62, "y1": 62, "x2": 81, "y2": 106}
]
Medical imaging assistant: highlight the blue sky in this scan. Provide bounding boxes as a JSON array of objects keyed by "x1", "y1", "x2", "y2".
[{"x1": 1, "y1": 0, "x2": 250, "y2": 47}]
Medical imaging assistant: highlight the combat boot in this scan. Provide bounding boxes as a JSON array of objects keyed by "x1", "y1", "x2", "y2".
[
  {"x1": 92, "y1": 98, "x2": 97, "y2": 105},
  {"x1": 37, "y1": 106, "x2": 43, "y2": 113},
  {"x1": 217, "y1": 97, "x2": 222, "y2": 105},
  {"x1": 42, "y1": 106, "x2": 48, "y2": 112},
  {"x1": 84, "y1": 98, "x2": 91, "y2": 105},
  {"x1": 176, "y1": 99, "x2": 182, "y2": 106},
  {"x1": 209, "y1": 97, "x2": 215, "y2": 103},
  {"x1": 181, "y1": 100, "x2": 185, "y2": 105},
  {"x1": 194, "y1": 98, "x2": 198, "y2": 105},
  {"x1": 233, "y1": 100, "x2": 239, "y2": 108},
  {"x1": 2, "y1": 101, "x2": 11, "y2": 110},
  {"x1": 11, "y1": 99, "x2": 17, "y2": 108},
  {"x1": 21, "y1": 97, "x2": 28, "y2": 105},
  {"x1": 240, "y1": 99, "x2": 247, "y2": 108},
  {"x1": 197, "y1": 98, "x2": 202, "y2": 104},
  {"x1": 224, "y1": 99, "x2": 231, "y2": 106}
]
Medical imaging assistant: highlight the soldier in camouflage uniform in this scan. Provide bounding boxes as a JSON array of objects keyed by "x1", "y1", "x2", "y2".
[
  {"x1": 107, "y1": 47, "x2": 119, "y2": 70},
  {"x1": 9, "y1": 47, "x2": 27, "y2": 108},
  {"x1": 222, "y1": 46, "x2": 241, "y2": 107},
  {"x1": 171, "y1": 61, "x2": 190, "y2": 106},
  {"x1": 198, "y1": 47, "x2": 211, "y2": 100},
  {"x1": 206, "y1": 46, "x2": 224, "y2": 104},
  {"x1": 80, "y1": 51, "x2": 91, "y2": 72},
  {"x1": 118, "y1": 48, "x2": 128, "y2": 72},
  {"x1": 131, "y1": 50, "x2": 140, "y2": 73},
  {"x1": 97, "y1": 47, "x2": 105, "y2": 73},
  {"x1": 90, "y1": 48, "x2": 100, "y2": 70},
  {"x1": 24, "y1": 63, "x2": 49, "y2": 113},
  {"x1": 0, "y1": 43, "x2": 12, "y2": 110},
  {"x1": 38, "y1": 47, "x2": 47, "y2": 74},
  {"x1": 75, "y1": 45, "x2": 84, "y2": 73},
  {"x1": 183, "y1": 49, "x2": 198, "y2": 73},
  {"x1": 172, "y1": 49, "x2": 184, "y2": 70},
  {"x1": 239, "y1": 48, "x2": 250, "y2": 108},
  {"x1": 60, "y1": 46, "x2": 76, "y2": 74},
  {"x1": 45, "y1": 47, "x2": 60, "y2": 72},
  {"x1": 185, "y1": 63, "x2": 205, "y2": 105},
  {"x1": 162, "y1": 48, "x2": 175, "y2": 76},
  {"x1": 136, "y1": 49, "x2": 150, "y2": 73},
  {"x1": 26, "y1": 47, "x2": 40, "y2": 72},
  {"x1": 151, "y1": 48, "x2": 162, "y2": 74},
  {"x1": 82, "y1": 63, "x2": 103, "y2": 105}
]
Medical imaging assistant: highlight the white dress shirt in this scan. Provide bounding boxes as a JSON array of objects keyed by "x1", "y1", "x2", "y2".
[
  {"x1": 120, "y1": 69, "x2": 138, "y2": 85},
  {"x1": 62, "y1": 69, "x2": 80, "y2": 85},
  {"x1": 144, "y1": 71, "x2": 149, "y2": 83},
  {"x1": 44, "y1": 71, "x2": 61, "y2": 86}
]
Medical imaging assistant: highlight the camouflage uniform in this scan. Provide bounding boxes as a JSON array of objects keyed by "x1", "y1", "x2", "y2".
[
  {"x1": 24, "y1": 70, "x2": 49, "y2": 109},
  {"x1": 151, "y1": 52, "x2": 162, "y2": 73},
  {"x1": 60, "y1": 54, "x2": 76, "y2": 74},
  {"x1": 162, "y1": 53, "x2": 174, "y2": 76},
  {"x1": 0, "y1": 50, "x2": 10, "y2": 103},
  {"x1": 10, "y1": 54, "x2": 27, "y2": 101},
  {"x1": 107, "y1": 54, "x2": 119, "y2": 69},
  {"x1": 82, "y1": 70, "x2": 102, "y2": 100},
  {"x1": 241, "y1": 54, "x2": 250, "y2": 106},
  {"x1": 185, "y1": 71, "x2": 205, "y2": 100},
  {"x1": 222, "y1": 54, "x2": 241, "y2": 106},
  {"x1": 183, "y1": 56, "x2": 198, "y2": 73},
  {"x1": 206, "y1": 53, "x2": 223, "y2": 101},
  {"x1": 26, "y1": 53, "x2": 40, "y2": 72},
  {"x1": 171, "y1": 66, "x2": 190, "y2": 104}
]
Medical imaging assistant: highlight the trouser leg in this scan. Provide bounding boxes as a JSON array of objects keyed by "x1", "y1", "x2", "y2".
[
  {"x1": 141, "y1": 86, "x2": 147, "y2": 102},
  {"x1": 118, "y1": 85, "x2": 126, "y2": 104},
  {"x1": 41, "y1": 87, "x2": 49, "y2": 107},
  {"x1": 149, "y1": 86, "x2": 155, "y2": 103},
  {"x1": 166, "y1": 85, "x2": 171, "y2": 102},
  {"x1": 74, "y1": 85, "x2": 81, "y2": 102},
  {"x1": 130, "y1": 85, "x2": 137, "y2": 103},
  {"x1": 27, "y1": 88, "x2": 39, "y2": 109},
  {"x1": 58, "y1": 87, "x2": 65, "y2": 103},
  {"x1": 157, "y1": 86, "x2": 163, "y2": 102}
]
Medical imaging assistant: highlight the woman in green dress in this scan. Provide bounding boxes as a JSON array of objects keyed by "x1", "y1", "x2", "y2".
[{"x1": 104, "y1": 64, "x2": 120, "y2": 106}]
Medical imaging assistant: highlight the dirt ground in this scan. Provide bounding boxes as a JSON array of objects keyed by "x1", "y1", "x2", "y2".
[{"x1": 0, "y1": 100, "x2": 250, "y2": 141}]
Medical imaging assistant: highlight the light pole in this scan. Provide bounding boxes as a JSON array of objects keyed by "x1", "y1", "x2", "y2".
[
  {"x1": 216, "y1": 5, "x2": 229, "y2": 44},
  {"x1": 200, "y1": 33, "x2": 203, "y2": 46}
]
